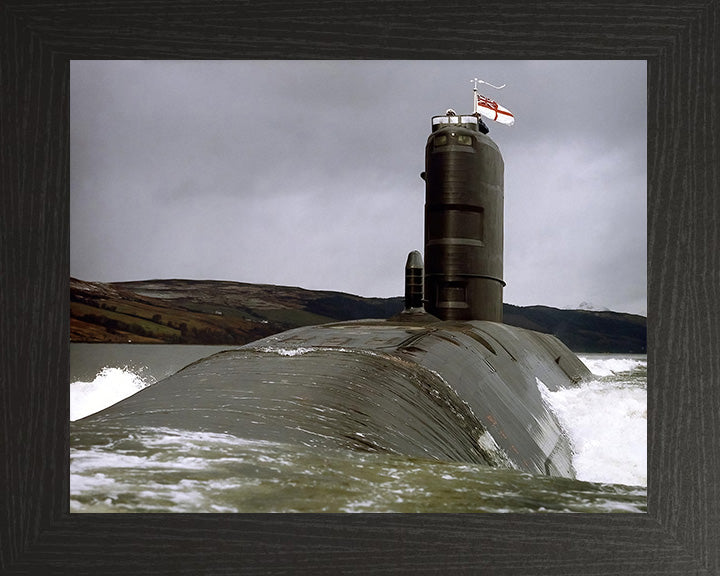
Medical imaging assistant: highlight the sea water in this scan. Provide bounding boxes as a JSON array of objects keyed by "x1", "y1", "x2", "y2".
[{"x1": 69, "y1": 344, "x2": 647, "y2": 513}]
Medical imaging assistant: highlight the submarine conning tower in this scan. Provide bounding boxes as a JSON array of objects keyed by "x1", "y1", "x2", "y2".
[{"x1": 422, "y1": 112, "x2": 505, "y2": 322}]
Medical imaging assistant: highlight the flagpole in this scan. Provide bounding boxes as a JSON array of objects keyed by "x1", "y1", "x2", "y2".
[{"x1": 471, "y1": 78, "x2": 478, "y2": 115}]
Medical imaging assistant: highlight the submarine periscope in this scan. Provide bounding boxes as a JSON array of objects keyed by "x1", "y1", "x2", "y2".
[{"x1": 75, "y1": 91, "x2": 592, "y2": 478}]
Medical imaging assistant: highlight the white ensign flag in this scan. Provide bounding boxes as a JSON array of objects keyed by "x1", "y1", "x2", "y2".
[{"x1": 475, "y1": 93, "x2": 515, "y2": 126}]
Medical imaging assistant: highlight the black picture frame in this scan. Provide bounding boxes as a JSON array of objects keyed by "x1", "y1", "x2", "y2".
[{"x1": 2, "y1": 1, "x2": 718, "y2": 574}]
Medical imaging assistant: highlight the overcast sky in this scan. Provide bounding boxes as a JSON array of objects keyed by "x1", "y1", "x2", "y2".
[{"x1": 71, "y1": 60, "x2": 646, "y2": 315}]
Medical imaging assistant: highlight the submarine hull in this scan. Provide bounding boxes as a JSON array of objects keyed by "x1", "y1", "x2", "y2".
[{"x1": 75, "y1": 317, "x2": 591, "y2": 477}]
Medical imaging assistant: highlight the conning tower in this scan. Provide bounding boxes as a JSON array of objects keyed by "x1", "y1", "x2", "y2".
[{"x1": 422, "y1": 112, "x2": 505, "y2": 322}]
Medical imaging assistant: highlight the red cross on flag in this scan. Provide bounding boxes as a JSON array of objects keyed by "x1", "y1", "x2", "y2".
[{"x1": 475, "y1": 93, "x2": 515, "y2": 126}]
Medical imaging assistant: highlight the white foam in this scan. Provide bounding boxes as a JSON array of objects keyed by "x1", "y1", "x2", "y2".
[
  {"x1": 70, "y1": 367, "x2": 155, "y2": 421},
  {"x1": 268, "y1": 347, "x2": 315, "y2": 356},
  {"x1": 538, "y1": 377, "x2": 646, "y2": 486},
  {"x1": 259, "y1": 346, "x2": 353, "y2": 356},
  {"x1": 579, "y1": 356, "x2": 646, "y2": 378}
]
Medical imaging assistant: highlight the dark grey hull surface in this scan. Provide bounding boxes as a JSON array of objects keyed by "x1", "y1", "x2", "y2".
[{"x1": 75, "y1": 314, "x2": 592, "y2": 478}]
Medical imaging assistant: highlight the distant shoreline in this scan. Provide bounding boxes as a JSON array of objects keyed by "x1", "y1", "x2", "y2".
[{"x1": 70, "y1": 278, "x2": 646, "y2": 354}]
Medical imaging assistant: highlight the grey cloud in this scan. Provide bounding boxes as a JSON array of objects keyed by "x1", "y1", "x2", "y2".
[{"x1": 71, "y1": 60, "x2": 646, "y2": 314}]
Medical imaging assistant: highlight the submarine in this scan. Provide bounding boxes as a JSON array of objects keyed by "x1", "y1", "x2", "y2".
[{"x1": 75, "y1": 96, "x2": 592, "y2": 478}]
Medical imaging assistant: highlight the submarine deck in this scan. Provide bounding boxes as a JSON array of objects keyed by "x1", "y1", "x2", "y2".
[{"x1": 76, "y1": 313, "x2": 591, "y2": 478}]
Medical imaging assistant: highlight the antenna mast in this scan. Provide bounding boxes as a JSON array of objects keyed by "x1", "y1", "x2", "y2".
[{"x1": 471, "y1": 78, "x2": 505, "y2": 113}]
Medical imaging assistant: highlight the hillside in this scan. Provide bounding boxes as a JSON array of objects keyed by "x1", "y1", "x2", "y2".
[
  {"x1": 70, "y1": 278, "x2": 646, "y2": 353},
  {"x1": 502, "y1": 304, "x2": 646, "y2": 353}
]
